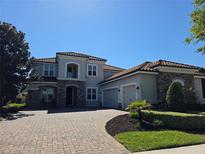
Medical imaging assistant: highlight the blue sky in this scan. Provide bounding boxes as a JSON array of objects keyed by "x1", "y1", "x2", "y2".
[{"x1": 0, "y1": 0, "x2": 204, "y2": 69}]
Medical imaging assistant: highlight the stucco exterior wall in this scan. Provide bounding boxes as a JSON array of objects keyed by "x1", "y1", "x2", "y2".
[
  {"x1": 100, "y1": 73, "x2": 158, "y2": 106},
  {"x1": 139, "y1": 74, "x2": 157, "y2": 102}
]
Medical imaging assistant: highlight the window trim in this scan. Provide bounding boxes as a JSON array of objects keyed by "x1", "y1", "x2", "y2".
[
  {"x1": 43, "y1": 63, "x2": 55, "y2": 77},
  {"x1": 87, "y1": 64, "x2": 98, "y2": 77},
  {"x1": 86, "y1": 87, "x2": 98, "y2": 101},
  {"x1": 65, "y1": 62, "x2": 80, "y2": 79}
]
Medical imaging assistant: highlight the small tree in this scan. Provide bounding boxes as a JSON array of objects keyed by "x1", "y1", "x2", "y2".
[{"x1": 166, "y1": 82, "x2": 184, "y2": 111}]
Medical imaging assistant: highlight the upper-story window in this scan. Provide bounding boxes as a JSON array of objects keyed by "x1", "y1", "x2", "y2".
[
  {"x1": 66, "y1": 63, "x2": 78, "y2": 79},
  {"x1": 44, "y1": 64, "x2": 55, "y2": 76},
  {"x1": 87, "y1": 64, "x2": 97, "y2": 77}
]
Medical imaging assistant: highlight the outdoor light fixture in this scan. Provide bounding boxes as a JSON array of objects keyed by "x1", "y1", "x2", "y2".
[{"x1": 136, "y1": 86, "x2": 140, "y2": 90}]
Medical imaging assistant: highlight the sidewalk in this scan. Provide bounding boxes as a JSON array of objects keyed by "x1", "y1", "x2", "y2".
[{"x1": 134, "y1": 144, "x2": 205, "y2": 154}]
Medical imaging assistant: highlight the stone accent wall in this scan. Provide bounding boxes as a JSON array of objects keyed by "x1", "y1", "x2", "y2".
[
  {"x1": 27, "y1": 90, "x2": 41, "y2": 109},
  {"x1": 27, "y1": 85, "x2": 57, "y2": 109},
  {"x1": 57, "y1": 80, "x2": 86, "y2": 107},
  {"x1": 156, "y1": 72, "x2": 194, "y2": 103}
]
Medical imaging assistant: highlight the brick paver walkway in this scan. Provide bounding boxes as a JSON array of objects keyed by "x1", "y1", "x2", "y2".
[{"x1": 0, "y1": 109, "x2": 129, "y2": 154}]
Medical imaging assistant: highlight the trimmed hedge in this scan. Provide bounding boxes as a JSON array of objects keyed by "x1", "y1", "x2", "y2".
[
  {"x1": 1, "y1": 103, "x2": 26, "y2": 113},
  {"x1": 142, "y1": 110, "x2": 205, "y2": 130}
]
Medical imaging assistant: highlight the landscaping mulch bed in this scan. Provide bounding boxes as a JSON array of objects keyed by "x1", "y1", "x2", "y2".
[{"x1": 105, "y1": 114, "x2": 138, "y2": 136}]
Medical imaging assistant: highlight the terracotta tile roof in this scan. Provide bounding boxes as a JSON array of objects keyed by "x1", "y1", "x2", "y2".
[
  {"x1": 33, "y1": 58, "x2": 56, "y2": 63},
  {"x1": 100, "y1": 60, "x2": 201, "y2": 84},
  {"x1": 57, "y1": 52, "x2": 107, "y2": 61},
  {"x1": 104, "y1": 64, "x2": 125, "y2": 71},
  {"x1": 102, "y1": 62, "x2": 155, "y2": 83},
  {"x1": 150, "y1": 59, "x2": 199, "y2": 70}
]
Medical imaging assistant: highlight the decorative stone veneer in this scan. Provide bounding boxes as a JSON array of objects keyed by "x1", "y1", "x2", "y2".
[
  {"x1": 156, "y1": 72, "x2": 194, "y2": 103},
  {"x1": 27, "y1": 86, "x2": 57, "y2": 109},
  {"x1": 27, "y1": 90, "x2": 41, "y2": 109},
  {"x1": 57, "y1": 80, "x2": 86, "y2": 107}
]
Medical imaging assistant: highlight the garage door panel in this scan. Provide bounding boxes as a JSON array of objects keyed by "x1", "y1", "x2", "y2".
[
  {"x1": 123, "y1": 85, "x2": 136, "y2": 108},
  {"x1": 103, "y1": 88, "x2": 118, "y2": 108}
]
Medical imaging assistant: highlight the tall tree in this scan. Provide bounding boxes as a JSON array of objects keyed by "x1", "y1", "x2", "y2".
[
  {"x1": 0, "y1": 22, "x2": 31, "y2": 104},
  {"x1": 186, "y1": 0, "x2": 205, "y2": 53}
]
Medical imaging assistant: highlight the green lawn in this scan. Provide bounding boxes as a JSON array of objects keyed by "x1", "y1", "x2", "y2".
[{"x1": 115, "y1": 130, "x2": 205, "y2": 152}]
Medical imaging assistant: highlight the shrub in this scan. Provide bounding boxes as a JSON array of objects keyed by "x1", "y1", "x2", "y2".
[
  {"x1": 129, "y1": 111, "x2": 138, "y2": 119},
  {"x1": 128, "y1": 100, "x2": 152, "y2": 126},
  {"x1": 152, "y1": 119, "x2": 164, "y2": 128},
  {"x1": 166, "y1": 82, "x2": 184, "y2": 111},
  {"x1": 128, "y1": 100, "x2": 152, "y2": 111},
  {"x1": 142, "y1": 110, "x2": 205, "y2": 130},
  {"x1": 135, "y1": 122, "x2": 141, "y2": 129},
  {"x1": 1, "y1": 103, "x2": 26, "y2": 113}
]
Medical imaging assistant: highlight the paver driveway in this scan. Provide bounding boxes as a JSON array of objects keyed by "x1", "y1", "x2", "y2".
[{"x1": 0, "y1": 109, "x2": 129, "y2": 154}]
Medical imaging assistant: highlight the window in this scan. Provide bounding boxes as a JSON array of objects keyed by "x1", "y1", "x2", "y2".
[
  {"x1": 87, "y1": 64, "x2": 97, "y2": 76},
  {"x1": 50, "y1": 64, "x2": 54, "y2": 76},
  {"x1": 66, "y1": 63, "x2": 78, "y2": 78},
  {"x1": 44, "y1": 64, "x2": 55, "y2": 76},
  {"x1": 202, "y1": 79, "x2": 205, "y2": 98},
  {"x1": 42, "y1": 87, "x2": 55, "y2": 102},
  {"x1": 87, "y1": 88, "x2": 97, "y2": 101},
  {"x1": 44, "y1": 64, "x2": 49, "y2": 76}
]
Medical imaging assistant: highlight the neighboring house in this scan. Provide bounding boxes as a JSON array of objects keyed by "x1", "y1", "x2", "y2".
[{"x1": 27, "y1": 51, "x2": 205, "y2": 109}]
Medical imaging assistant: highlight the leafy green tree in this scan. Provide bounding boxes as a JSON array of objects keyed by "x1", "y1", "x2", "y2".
[
  {"x1": 186, "y1": 0, "x2": 205, "y2": 53},
  {"x1": 166, "y1": 82, "x2": 184, "y2": 111},
  {"x1": 0, "y1": 22, "x2": 31, "y2": 105}
]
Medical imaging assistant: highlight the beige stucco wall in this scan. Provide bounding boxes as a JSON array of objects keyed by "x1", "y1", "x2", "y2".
[
  {"x1": 139, "y1": 74, "x2": 158, "y2": 103},
  {"x1": 100, "y1": 73, "x2": 158, "y2": 107}
]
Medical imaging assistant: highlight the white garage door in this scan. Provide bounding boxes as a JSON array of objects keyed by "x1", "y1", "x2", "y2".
[
  {"x1": 103, "y1": 88, "x2": 118, "y2": 108},
  {"x1": 123, "y1": 85, "x2": 136, "y2": 108}
]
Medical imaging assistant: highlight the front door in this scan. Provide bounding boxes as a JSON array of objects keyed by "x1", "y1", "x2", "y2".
[{"x1": 66, "y1": 86, "x2": 77, "y2": 106}]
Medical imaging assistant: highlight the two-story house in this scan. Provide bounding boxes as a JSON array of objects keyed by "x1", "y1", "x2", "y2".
[
  {"x1": 27, "y1": 52, "x2": 124, "y2": 108},
  {"x1": 27, "y1": 51, "x2": 205, "y2": 109}
]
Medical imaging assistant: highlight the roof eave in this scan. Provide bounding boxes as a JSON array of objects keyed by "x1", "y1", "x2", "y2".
[{"x1": 99, "y1": 70, "x2": 158, "y2": 86}]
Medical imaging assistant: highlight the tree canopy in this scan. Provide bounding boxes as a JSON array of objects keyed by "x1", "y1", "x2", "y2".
[
  {"x1": 0, "y1": 22, "x2": 31, "y2": 104},
  {"x1": 186, "y1": 0, "x2": 205, "y2": 54}
]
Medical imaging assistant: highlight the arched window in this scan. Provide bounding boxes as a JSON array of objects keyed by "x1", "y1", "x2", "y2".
[
  {"x1": 172, "y1": 79, "x2": 185, "y2": 86},
  {"x1": 66, "y1": 63, "x2": 78, "y2": 79}
]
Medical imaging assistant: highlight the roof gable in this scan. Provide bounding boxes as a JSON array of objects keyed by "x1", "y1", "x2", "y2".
[
  {"x1": 57, "y1": 52, "x2": 107, "y2": 62},
  {"x1": 104, "y1": 64, "x2": 125, "y2": 71}
]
